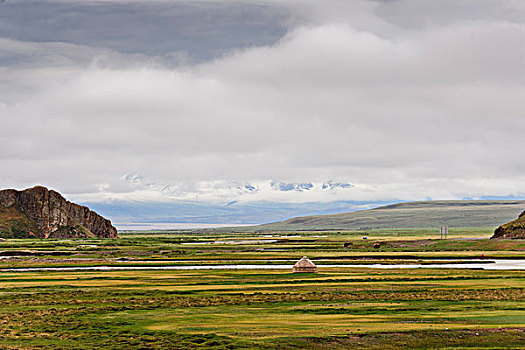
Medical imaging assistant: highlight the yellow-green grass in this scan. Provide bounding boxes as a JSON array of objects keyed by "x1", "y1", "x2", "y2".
[
  {"x1": 0, "y1": 267, "x2": 524, "y2": 348},
  {"x1": 0, "y1": 229, "x2": 524, "y2": 348}
]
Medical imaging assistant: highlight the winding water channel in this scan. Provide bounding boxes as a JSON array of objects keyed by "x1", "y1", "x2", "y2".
[{"x1": 1, "y1": 259, "x2": 525, "y2": 272}]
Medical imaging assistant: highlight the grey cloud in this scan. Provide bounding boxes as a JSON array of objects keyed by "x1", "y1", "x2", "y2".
[
  {"x1": 374, "y1": 0, "x2": 525, "y2": 29},
  {"x1": 0, "y1": 0, "x2": 289, "y2": 60},
  {"x1": 1, "y1": 0, "x2": 525, "y2": 206}
]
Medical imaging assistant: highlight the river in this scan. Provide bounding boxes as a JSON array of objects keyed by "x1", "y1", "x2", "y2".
[{"x1": 1, "y1": 259, "x2": 525, "y2": 272}]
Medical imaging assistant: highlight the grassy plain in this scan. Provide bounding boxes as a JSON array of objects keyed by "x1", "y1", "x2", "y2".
[{"x1": 0, "y1": 228, "x2": 524, "y2": 349}]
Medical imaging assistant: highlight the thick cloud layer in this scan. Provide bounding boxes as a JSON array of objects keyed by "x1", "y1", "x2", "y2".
[
  {"x1": 1, "y1": 0, "x2": 525, "y2": 220},
  {"x1": 0, "y1": 0, "x2": 289, "y2": 59}
]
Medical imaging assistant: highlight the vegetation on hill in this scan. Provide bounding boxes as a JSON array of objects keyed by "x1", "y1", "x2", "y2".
[
  {"x1": 0, "y1": 205, "x2": 38, "y2": 238},
  {"x1": 257, "y1": 200, "x2": 525, "y2": 231},
  {"x1": 493, "y1": 210, "x2": 525, "y2": 239}
]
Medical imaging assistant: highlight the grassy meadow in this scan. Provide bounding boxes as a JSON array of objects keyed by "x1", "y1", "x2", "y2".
[{"x1": 0, "y1": 228, "x2": 524, "y2": 349}]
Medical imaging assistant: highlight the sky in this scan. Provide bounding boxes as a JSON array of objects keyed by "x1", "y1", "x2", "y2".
[{"x1": 1, "y1": 0, "x2": 525, "y2": 226}]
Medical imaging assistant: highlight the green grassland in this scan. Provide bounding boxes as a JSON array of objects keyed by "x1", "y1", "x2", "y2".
[
  {"x1": 0, "y1": 229, "x2": 524, "y2": 349},
  {"x1": 0, "y1": 267, "x2": 524, "y2": 349},
  {"x1": 1, "y1": 227, "x2": 524, "y2": 266}
]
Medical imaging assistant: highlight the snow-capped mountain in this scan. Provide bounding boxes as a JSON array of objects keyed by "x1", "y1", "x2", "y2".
[
  {"x1": 270, "y1": 181, "x2": 354, "y2": 192},
  {"x1": 322, "y1": 180, "x2": 354, "y2": 190},
  {"x1": 70, "y1": 175, "x2": 372, "y2": 227},
  {"x1": 116, "y1": 173, "x2": 354, "y2": 204},
  {"x1": 271, "y1": 182, "x2": 314, "y2": 191}
]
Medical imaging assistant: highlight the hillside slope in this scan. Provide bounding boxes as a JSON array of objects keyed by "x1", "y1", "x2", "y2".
[
  {"x1": 258, "y1": 200, "x2": 525, "y2": 231},
  {"x1": 492, "y1": 210, "x2": 525, "y2": 239},
  {"x1": 0, "y1": 186, "x2": 118, "y2": 239}
]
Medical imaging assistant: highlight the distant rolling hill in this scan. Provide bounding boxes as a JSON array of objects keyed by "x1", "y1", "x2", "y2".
[{"x1": 257, "y1": 200, "x2": 525, "y2": 231}]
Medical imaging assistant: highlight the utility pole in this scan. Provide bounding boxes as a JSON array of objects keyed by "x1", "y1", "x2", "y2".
[{"x1": 440, "y1": 226, "x2": 448, "y2": 239}]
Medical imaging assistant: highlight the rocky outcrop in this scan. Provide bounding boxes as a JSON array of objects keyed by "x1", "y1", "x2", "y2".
[
  {"x1": 492, "y1": 210, "x2": 525, "y2": 239},
  {"x1": 0, "y1": 186, "x2": 117, "y2": 239}
]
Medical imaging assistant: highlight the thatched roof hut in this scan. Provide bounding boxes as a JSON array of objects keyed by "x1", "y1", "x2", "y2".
[{"x1": 293, "y1": 256, "x2": 318, "y2": 273}]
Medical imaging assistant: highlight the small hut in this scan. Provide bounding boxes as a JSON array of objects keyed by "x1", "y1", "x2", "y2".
[{"x1": 292, "y1": 256, "x2": 318, "y2": 273}]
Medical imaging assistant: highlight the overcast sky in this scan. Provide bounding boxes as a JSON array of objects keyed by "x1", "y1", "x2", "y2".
[{"x1": 2, "y1": 0, "x2": 525, "y2": 216}]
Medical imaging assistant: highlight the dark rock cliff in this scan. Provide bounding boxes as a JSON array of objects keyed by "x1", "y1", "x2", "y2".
[
  {"x1": 492, "y1": 210, "x2": 525, "y2": 239},
  {"x1": 0, "y1": 186, "x2": 117, "y2": 238}
]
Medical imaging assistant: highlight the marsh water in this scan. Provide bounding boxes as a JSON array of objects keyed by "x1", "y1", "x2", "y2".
[{"x1": 2, "y1": 259, "x2": 525, "y2": 271}]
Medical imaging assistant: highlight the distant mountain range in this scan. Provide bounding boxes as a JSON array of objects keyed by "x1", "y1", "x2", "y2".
[
  {"x1": 120, "y1": 173, "x2": 355, "y2": 203},
  {"x1": 256, "y1": 200, "x2": 525, "y2": 231},
  {"x1": 85, "y1": 200, "x2": 383, "y2": 228},
  {"x1": 269, "y1": 180, "x2": 353, "y2": 192},
  {"x1": 83, "y1": 198, "x2": 525, "y2": 231},
  {"x1": 77, "y1": 174, "x2": 525, "y2": 231}
]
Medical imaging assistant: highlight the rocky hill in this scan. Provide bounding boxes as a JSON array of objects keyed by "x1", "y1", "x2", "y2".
[
  {"x1": 492, "y1": 210, "x2": 525, "y2": 239},
  {"x1": 0, "y1": 186, "x2": 117, "y2": 239}
]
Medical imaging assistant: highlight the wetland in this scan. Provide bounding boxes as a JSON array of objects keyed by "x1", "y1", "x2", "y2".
[{"x1": 0, "y1": 228, "x2": 523, "y2": 349}]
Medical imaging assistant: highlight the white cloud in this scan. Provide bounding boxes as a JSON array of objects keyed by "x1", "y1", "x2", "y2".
[{"x1": 1, "y1": 1, "x2": 525, "y2": 207}]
